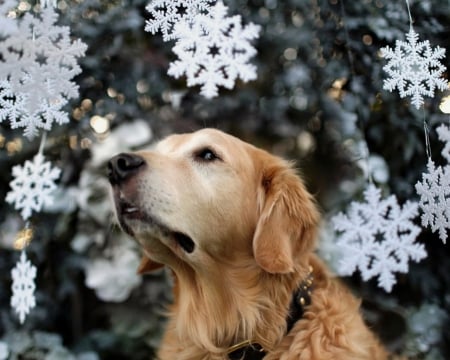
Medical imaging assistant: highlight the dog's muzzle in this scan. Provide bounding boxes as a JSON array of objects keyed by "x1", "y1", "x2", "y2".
[{"x1": 108, "y1": 153, "x2": 145, "y2": 185}]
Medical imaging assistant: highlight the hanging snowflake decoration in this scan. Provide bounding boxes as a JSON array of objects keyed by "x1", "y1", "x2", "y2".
[
  {"x1": 145, "y1": 0, "x2": 215, "y2": 41},
  {"x1": 332, "y1": 184, "x2": 426, "y2": 292},
  {"x1": 6, "y1": 153, "x2": 61, "y2": 221},
  {"x1": 0, "y1": 6, "x2": 87, "y2": 138},
  {"x1": 380, "y1": 27, "x2": 447, "y2": 109},
  {"x1": 11, "y1": 250, "x2": 37, "y2": 324},
  {"x1": 415, "y1": 162, "x2": 450, "y2": 245},
  {"x1": 168, "y1": 1, "x2": 260, "y2": 98}
]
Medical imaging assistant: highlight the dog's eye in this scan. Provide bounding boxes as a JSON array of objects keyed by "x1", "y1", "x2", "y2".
[{"x1": 195, "y1": 148, "x2": 220, "y2": 162}]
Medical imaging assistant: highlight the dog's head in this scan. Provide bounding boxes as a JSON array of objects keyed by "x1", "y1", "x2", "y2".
[{"x1": 108, "y1": 128, "x2": 319, "y2": 276}]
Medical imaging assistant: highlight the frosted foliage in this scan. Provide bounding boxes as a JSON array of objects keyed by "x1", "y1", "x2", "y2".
[
  {"x1": 11, "y1": 251, "x2": 37, "y2": 324},
  {"x1": 436, "y1": 124, "x2": 450, "y2": 163},
  {"x1": 415, "y1": 159, "x2": 450, "y2": 244},
  {"x1": 332, "y1": 184, "x2": 426, "y2": 292},
  {"x1": 6, "y1": 153, "x2": 61, "y2": 220},
  {"x1": 85, "y1": 245, "x2": 142, "y2": 302},
  {"x1": 0, "y1": 0, "x2": 18, "y2": 36},
  {"x1": 381, "y1": 28, "x2": 447, "y2": 109},
  {"x1": 145, "y1": 0, "x2": 215, "y2": 41},
  {"x1": 168, "y1": 1, "x2": 260, "y2": 98},
  {"x1": 0, "y1": 7, "x2": 87, "y2": 138}
]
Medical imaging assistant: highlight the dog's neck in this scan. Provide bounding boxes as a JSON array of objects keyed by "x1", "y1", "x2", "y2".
[
  {"x1": 167, "y1": 258, "x2": 313, "y2": 357},
  {"x1": 226, "y1": 265, "x2": 314, "y2": 359}
]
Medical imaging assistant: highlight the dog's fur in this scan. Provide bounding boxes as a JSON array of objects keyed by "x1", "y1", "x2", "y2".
[{"x1": 109, "y1": 128, "x2": 387, "y2": 360}]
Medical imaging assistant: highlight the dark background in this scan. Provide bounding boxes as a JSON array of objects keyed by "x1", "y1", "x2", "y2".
[{"x1": 0, "y1": 0, "x2": 449, "y2": 358}]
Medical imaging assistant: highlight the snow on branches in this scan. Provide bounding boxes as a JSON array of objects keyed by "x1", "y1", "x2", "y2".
[
  {"x1": 0, "y1": 6, "x2": 87, "y2": 138},
  {"x1": 380, "y1": 27, "x2": 447, "y2": 109},
  {"x1": 332, "y1": 184, "x2": 426, "y2": 292}
]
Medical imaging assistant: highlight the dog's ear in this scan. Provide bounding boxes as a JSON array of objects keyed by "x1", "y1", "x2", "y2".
[
  {"x1": 137, "y1": 256, "x2": 164, "y2": 274},
  {"x1": 253, "y1": 156, "x2": 319, "y2": 274}
]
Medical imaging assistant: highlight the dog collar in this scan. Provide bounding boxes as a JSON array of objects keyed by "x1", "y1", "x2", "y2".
[
  {"x1": 227, "y1": 341, "x2": 265, "y2": 360},
  {"x1": 227, "y1": 266, "x2": 314, "y2": 360}
]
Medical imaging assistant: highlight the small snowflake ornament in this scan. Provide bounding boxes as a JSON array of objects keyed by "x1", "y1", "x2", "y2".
[
  {"x1": 415, "y1": 159, "x2": 450, "y2": 244},
  {"x1": 0, "y1": 6, "x2": 87, "y2": 138},
  {"x1": 332, "y1": 184, "x2": 426, "y2": 292},
  {"x1": 380, "y1": 27, "x2": 447, "y2": 109},
  {"x1": 168, "y1": 1, "x2": 260, "y2": 98},
  {"x1": 6, "y1": 153, "x2": 61, "y2": 221},
  {"x1": 11, "y1": 250, "x2": 37, "y2": 324},
  {"x1": 145, "y1": 0, "x2": 215, "y2": 41}
]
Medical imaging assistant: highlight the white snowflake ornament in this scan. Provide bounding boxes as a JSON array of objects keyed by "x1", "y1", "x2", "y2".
[
  {"x1": 0, "y1": 7, "x2": 87, "y2": 138},
  {"x1": 145, "y1": 0, "x2": 215, "y2": 41},
  {"x1": 6, "y1": 153, "x2": 61, "y2": 221},
  {"x1": 380, "y1": 27, "x2": 447, "y2": 109},
  {"x1": 11, "y1": 250, "x2": 37, "y2": 324},
  {"x1": 168, "y1": 1, "x2": 260, "y2": 98},
  {"x1": 415, "y1": 159, "x2": 450, "y2": 244},
  {"x1": 332, "y1": 184, "x2": 426, "y2": 292}
]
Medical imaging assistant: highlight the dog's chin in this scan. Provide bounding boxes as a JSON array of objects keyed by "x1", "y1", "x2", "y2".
[{"x1": 115, "y1": 200, "x2": 196, "y2": 254}]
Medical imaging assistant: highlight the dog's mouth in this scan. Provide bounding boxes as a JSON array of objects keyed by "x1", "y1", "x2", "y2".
[{"x1": 115, "y1": 198, "x2": 196, "y2": 254}]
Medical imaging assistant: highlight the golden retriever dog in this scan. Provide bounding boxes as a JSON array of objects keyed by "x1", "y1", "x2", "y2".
[{"x1": 108, "y1": 128, "x2": 387, "y2": 360}]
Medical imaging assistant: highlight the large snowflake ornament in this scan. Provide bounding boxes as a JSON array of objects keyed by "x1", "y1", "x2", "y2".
[
  {"x1": 11, "y1": 250, "x2": 37, "y2": 324},
  {"x1": 415, "y1": 160, "x2": 450, "y2": 244},
  {"x1": 6, "y1": 153, "x2": 61, "y2": 221},
  {"x1": 380, "y1": 27, "x2": 447, "y2": 109},
  {"x1": 145, "y1": 0, "x2": 215, "y2": 41},
  {"x1": 168, "y1": 1, "x2": 260, "y2": 98},
  {"x1": 0, "y1": 6, "x2": 87, "y2": 138},
  {"x1": 332, "y1": 184, "x2": 426, "y2": 292}
]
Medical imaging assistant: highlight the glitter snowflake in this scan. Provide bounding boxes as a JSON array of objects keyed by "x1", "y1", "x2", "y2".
[
  {"x1": 0, "y1": 6, "x2": 87, "y2": 138},
  {"x1": 145, "y1": 0, "x2": 215, "y2": 41},
  {"x1": 380, "y1": 27, "x2": 447, "y2": 109},
  {"x1": 168, "y1": 1, "x2": 260, "y2": 98},
  {"x1": 332, "y1": 184, "x2": 426, "y2": 292},
  {"x1": 6, "y1": 153, "x2": 61, "y2": 221},
  {"x1": 11, "y1": 250, "x2": 37, "y2": 324},
  {"x1": 415, "y1": 159, "x2": 450, "y2": 244}
]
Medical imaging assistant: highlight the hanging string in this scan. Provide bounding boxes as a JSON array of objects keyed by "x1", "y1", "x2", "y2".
[
  {"x1": 38, "y1": 131, "x2": 47, "y2": 155},
  {"x1": 423, "y1": 116, "x2": 432, "y2": 160},
  {"x1": 405, "y1": 0, "x2": 414, "y2": 29}
]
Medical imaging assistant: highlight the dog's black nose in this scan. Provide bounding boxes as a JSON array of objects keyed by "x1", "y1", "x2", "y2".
[{"x1": 108, "y1": 153, "x2": 145, "y2": 185}]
